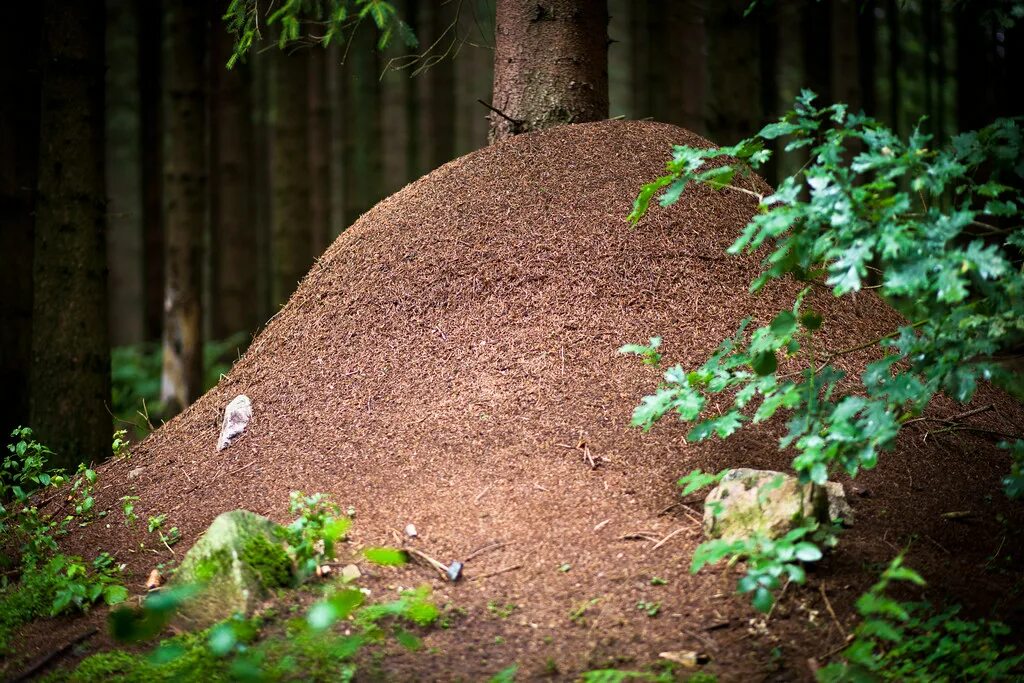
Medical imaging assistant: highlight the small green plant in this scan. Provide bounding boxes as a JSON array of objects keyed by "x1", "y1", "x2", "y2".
[
  {"x1": 636, "y1": 600, "x2": 661, "y2": 617},
  {"x1": 569, "y1": 597, "x2": 601, "y2": 624},
  {"x1": 277, "y1": 491, "x2": 352, "y2": 582},
  {"x1": 147, "y1": 513, "x2": 167, "y2": 533},
  {"x1": 487, "y1": 601, "x2": 518, "y2": 619},
  {"x1": 649, "y1": 577, "x2": 667, "y2": 586},
  {"x1": 819, "y1": 555, "x2": 1024, "y2": 681},
  {"x1": 618, "y1": 336, "x2": 663, "y2": 366},
  {"x1": 111, "y1": 429, "x2": 130, "y2": 459},
  {"x1": 70, "y1": 463, "x2": 98, "y2": 521},
  {"x1": 120, "y1": 495, "x2": 139, "y2": 527},
  {"x1": 160, "y1": 526, "x2": 181, "y2": 548}
]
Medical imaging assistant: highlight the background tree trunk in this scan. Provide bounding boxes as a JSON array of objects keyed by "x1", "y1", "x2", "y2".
[
  {"x1": 0, "y1": 3, "x2": 41, "y2": 436},
  {"x1": 31, "y1": 0, "x2": 110, "y2": 468},
  {"x1": 308, "y1": 48, "x2": 332, "y2": 255},
  {"x1": 417, "y1": 2, "x2": 456, "y2": 172},
  {"x1": 490, "y1": 0, "x2": 609, "y2": 141},
  {"x1": 105, "y1": 0, "x2": 144, "y2": 346},
  {"x1": 345, "y1": 28, "x2": 382, "y2": 224},
  {"x1": 707, "y1": 0, "x2": 762, "y2": 145},
  {"x1": 138, "y1": 0, "x2": 164, "y2": 342},
  {"x1": 270, "y1": 47, "x2": 312, "y2": 307},
  {"x1": 210, "y1": 18, "x2": 258, "y2": 339},
  {"x1": 160, "y1": 0, "x2": 207, "y2": 416}
]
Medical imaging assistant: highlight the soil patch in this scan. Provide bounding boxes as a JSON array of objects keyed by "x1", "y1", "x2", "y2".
[{"x1": 11, "y1": 120, "x2": 1024, "y2": 681}]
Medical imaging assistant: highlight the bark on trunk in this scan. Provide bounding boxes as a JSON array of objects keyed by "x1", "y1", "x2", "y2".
[
  {"x1": 417, "y1": 1, "x2": 456, "y2": 171},
  {"x1": 0, "y1": 2, "x2": 40, "y2": 436},
  {"x1": 210, "y1": 20, "x2": 258, "y2": 339},
  {"x1": 106, "y1": 0, "x2": 144, "y2": 345},
  {"x1": 160, "y1": 0, "x2": 207, "y2": 416},
  {"x1": 345, "y1": 29, "x2": 382, "y2": 224},
  {"x1": 707, "y1": 0, "x2": 761, "y2": 145},
  {"x1": 308, "y1": 48, "x2": 332, "y2": 254},
  {"x1": 31, "y1": 0, "x2": 111, "y2": 468},
  {"x1": 490, "y1": 0, "x2": 608, "y2": 142},
  {"x1": 270, "y1": 47, "x2": 312, "y2": 307},
  {"x1": 138, "y1": 0, "x2": 164, "y2": 342}
]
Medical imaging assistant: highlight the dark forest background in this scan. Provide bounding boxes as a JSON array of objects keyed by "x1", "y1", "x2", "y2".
[{"x1": 1, "y1": 0, "x2": 1022, "y2": 466}]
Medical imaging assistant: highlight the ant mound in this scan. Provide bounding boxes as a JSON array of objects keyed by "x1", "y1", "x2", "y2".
[{"x1": 79, "y1": 121, "x2": 1022, "y2": 677}]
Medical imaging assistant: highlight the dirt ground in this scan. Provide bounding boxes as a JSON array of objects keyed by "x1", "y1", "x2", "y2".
[{"x1": 5, "y1": 120, "x2": 1023, "y2": 682}]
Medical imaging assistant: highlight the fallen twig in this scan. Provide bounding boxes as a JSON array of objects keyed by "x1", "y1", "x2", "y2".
[
  {"x1": 471, "y1": 564, "x2": 522, "y2": 581},
  {"x1": 405, "y1": 548, "x2": 450, "y2": 579},
  {"x1": 12, "y1": 627, "x2": 98, "y2": 682},
  {"x1": 651, "y1": 527, "x2": 687, "y2": 551},
  {"x1": 619, "y1": 531, "x2": 661, "y2": 543},
  {"x1": 464, "y1": 541, "x2": 508, "y2": 563},
  {"x1": 819, "y1": 583, "x2": 847, "y2": 638}
]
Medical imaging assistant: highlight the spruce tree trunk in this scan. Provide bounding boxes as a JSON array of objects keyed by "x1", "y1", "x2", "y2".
[
  {"x1": 417, "y1": 1, "x2": 456, "y2": 171},
  {"x1": 210, "y1": 20, "x2": 258, "y2": 339},
  {"x1": 31, "y1": 0, "x2": 110, "y2": 468},
  {"x1": 489, "y1": 0, "x2": 608, "y2": 141},
  {"x1": 160, "y1": 0, "x2": 207, "y2": 416},
  {"x1": 270, "y1": 47, "x2": 312, "y2": 306},
  {"x1": 138, "y1": 0, "x2": 164, "y2": 342},
  {"x1": 0, "y1": 2, "x2": 41, "y2": 436},
  {"x1": 707, "y1": 0, "x2": 761, "y2": 145},
  {"x1": 106, "y1": 0, "x2": 144, "y2": 345},
  {"x1": 308, "y1": 48, "x2": 332, "y2": 254},
  {"x1": 345, "y1": 29, "x2": 382, "y2": 224}
]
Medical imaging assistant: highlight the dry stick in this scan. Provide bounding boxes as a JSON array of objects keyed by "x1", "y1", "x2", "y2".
[
  {"x1": 904, "y1": 404, "x2": 994, "y2": 426},
  {"x1": 12, "y1": 627, "x2": 98, "y2": 682},
  {"x1": 766, "y1": 579, "x2": 791, "y2": 621},
  {"x1": 680, "y1": 626, "x2": 719, "y2": 652},
  {"x1": 819, "y1": 583, "x2": 847, "y2": 638},
  {"x1": 619, "y1": 531, "x2": 661, "y2": 543},
  {"x1": 650, "y1": 527, "x2": 687, "y2": 551},
  {"x1": 819, "y1": 634, "x2": 855, "y2": 662},
  {"x1": 473, "y1": 485, "x2": 492, "y2": 503},
  {"x1": 475, "y1": 99, "x2": 523, "y2": 127},
  {"x1": 405, "y1": 548, "x2": 450, "y2": 579},
  {"x1": 471, "y1": 564, "x2": 522, "y2": 581},
  {"x1": 464, "y1": 541, "x2": 508, "y2": 563}
]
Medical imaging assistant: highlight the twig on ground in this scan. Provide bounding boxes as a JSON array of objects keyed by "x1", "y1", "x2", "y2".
[
  {"x1": 651, "y1": 527, "x2": 687, "y2": 551},
  {"x1": 471, "y1": 564, "x2": 522, "y2": 581},
  {"x1": 820, "y1": 583, "x2": 847, "y2": 638},
  {"x1": 619, "y1": 531, "x2": 661, "y2": 543},
  {"x1": 766, "y1": 579, "x2": 791, "y2": 621},
  {"x1": 405, "y1": 548, "x2": 450, "y2": 579},
  {"x1": 474, "y1": 485, "x2": 492, "y2": 503},
  {"x1": 464, "y1": 541, "x2": 508, "y2": 563},
  {"x1": 12, "y1": 628, "x2": 98, "y2": 682}
]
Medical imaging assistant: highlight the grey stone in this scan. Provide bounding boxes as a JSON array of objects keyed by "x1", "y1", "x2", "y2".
[{"x1": 217, "y1": 394, "x2": 252, "y2": 451}]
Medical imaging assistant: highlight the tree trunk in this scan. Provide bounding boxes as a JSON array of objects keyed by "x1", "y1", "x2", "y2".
[
  {"x1": 31, "y1": 0, "x2": 110, "y2": 468},
  {"x1": 308, "y1": 48, "x2": 332, "y2": 254},
  {"x1": 489, "y1": 0, "x2": 608, "y2": 141},
  {"x1": 210, "y1": 17, "x2": 258, "y2": 339},
  {"x1": 454, "y1": 0, "x2": 495, "y2": 155},
  {"x1": 345, "y1": 28, "x2": 382, "y2": 224},
  {"x1": 106, "y1": 0, "x2": 144, "y2": 346},
  {"x1": 160, "y1": 0, "x2": 207, "y2": 417},
  {"x1": 0, "y1": 2, "x2": 41, "y2": 436},
  {"x1": 138, "y1": 0, "x2": 164, "y2": 342},
  {"x1": 707, "y1": 0, "x2": 761, "y2": 145},
  {"x1": 270, "y1": 47, "x2": 312, "y2": 306},
  {"x1": 856, "y1": 0, "x2": 877, "y2": 117},
  {"x1": 417, "y1": 1, "x2": 456, "y2": 171},
  {"x1": 250, "y1": 45, "x2": 273, "y2": 322},
  {"x1": 831, "y1": 0, "x2": 859, "y2": 112}
]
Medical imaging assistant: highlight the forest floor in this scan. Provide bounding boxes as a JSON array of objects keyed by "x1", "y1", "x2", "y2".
[{"x1": 4, "y1": 120, "x2": 1024, "y2": 682}]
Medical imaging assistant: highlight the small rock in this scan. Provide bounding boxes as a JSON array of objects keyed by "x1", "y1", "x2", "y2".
[
  {"x1": 446, "y1": 561, "x2": 464, "y2": 582},
  {"x1": 824, "y1": 481, "x2": 854, "y2": 525},
  {"x1": 659, "y1": 650, "x2": 709, "y2": 668},
  {"x1": 704, "y1": 469, "x2": 827, "y2": 541},
  {"x1": 405, "y1": 523, "x2": 418, "y2": 538},
  {"x1": 217, "y1": 395, "x2": 252, "y2": 451},
  {"x1": 317, "y1": 564, "x2": 332, "y2": 577},
  {"x1": 127, "y1": 467, "x2": 144, "y2": 480},
  {"x1": 341, "y1": 564, "x2": 361, "y2": 582},
  {"x1": 146, "y1": 569, "x2": 164, "y2": 591}
]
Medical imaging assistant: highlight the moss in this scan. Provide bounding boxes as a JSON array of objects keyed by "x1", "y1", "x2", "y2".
[
  {"x1": 240, "y1": 534, "x2": 292, "y2": 589},
  {"x1": 0, "y1": 567, "x2": 62, "y2": 654}
]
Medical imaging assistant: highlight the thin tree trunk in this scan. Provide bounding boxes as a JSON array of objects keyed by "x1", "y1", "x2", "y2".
[
  {"x1": 106, "y1": 0, "x2": 144, "y2": 346},
  {"x1": 802, "y1": 0, "x2": 832, "y2": 103},
  {"x1": 345, "y1": 28, "x2": 382, "y2": 223},
  {"x1": 454, "y1": 0, "x2": 493, "y2": 156},
  {"x1": 857, "y1": 0, "x2": 877, "y2": 117},
  {"x1": 210, "y1": 17, "x2": 258, "y2": 339},
  {"x1": 380, "y1": 37, "x2": 410, "y2": 195},
  {"x1": 270, "y1": 46, "x2": 312, "y2": 306},
  {"x1": 607, "y1": 0, "x2": 632, "y2": 118},
  {"x1": 831, "y1": 0, "x2": 860, "y2": 112},
  {"x1": 490, "y1": 0, "x2": 608, "y2": 141},
  {"x1": 308, "y1": 48, "x2": 332, "y2": 254},
  {"x1": 675, "y1": 0, "x2": 708, "y2": 135},
  {"x1": 160, "y1": 0, "x2": 207, "y2": 416},
  {"x1": 32, "y1": 0, "x2": 110, "y2": 467},
  {"x1": 138, "y1": 0, "x2": 164, "y2": 342},
  {"x1": 250, "y1": 45, "x2": 273, "y2": 322},
  {"x1": 886, "y1": 0, "x2": 900, "y2": 134},
  {"x1": 707, "y1": 0, "x2": 761, "y2": 145},
  {"x1": 326, "y1": 41, "x2": 347, "y2": 236},
  {"x1": 417, "y1": 1, "x2": 456, "y2": 170},
  {"x1": 0, "y1": 2, "x2": 41, "y2": 436}
]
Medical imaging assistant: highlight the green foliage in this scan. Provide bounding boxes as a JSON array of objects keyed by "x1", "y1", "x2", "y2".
[
  {"x1": 625, "y1": 92, "x2": 1024, "y2": 610},
  {"x1": 97, "y1": 510, "x2": 436, "y2": 683},
  {"x1": 691, "y1": 523, "x2": 831, "y2": 613},
  {"x1": 0, "y1": 429, "x2": 129, "y2": 653},
  {"x1": 618, "y1": 337, "x2": 663, "y2": 366},
  {"x1": 120, "y1": 495, "x2": 139, "y2": 527},
  {"x1": 1001, "y1": 439, "x2": 1024, "y2": 499},
  {"x1": 276, "y1": 491, "x2": 352, "y2": 582},
  {"x1": 818, "y1": 555, "x2": 1024, "y2": 681},
  {"x1": 222, "y1": 0, "x2": 417, "y2": 68}
]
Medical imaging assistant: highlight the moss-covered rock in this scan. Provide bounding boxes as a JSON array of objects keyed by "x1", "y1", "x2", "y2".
[
  {"x1": 171, "y1": 510, "x2": 292, "y2": 628},
  {"x1": 703, "y1": 469, "x2": 830, "y2": 541}
]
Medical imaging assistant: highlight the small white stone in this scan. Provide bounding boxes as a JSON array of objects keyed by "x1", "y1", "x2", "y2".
[
  {"x1": 217, "y1": 395, "x2": 253, "y2": 451},
  {"x1": 405, "y1": 523, "x2": 418, "y2": 538}
]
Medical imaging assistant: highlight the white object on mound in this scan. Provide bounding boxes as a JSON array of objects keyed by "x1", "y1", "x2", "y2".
[{"x1": 217, "y1": 394, "x2": 252, "y2": 451}]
